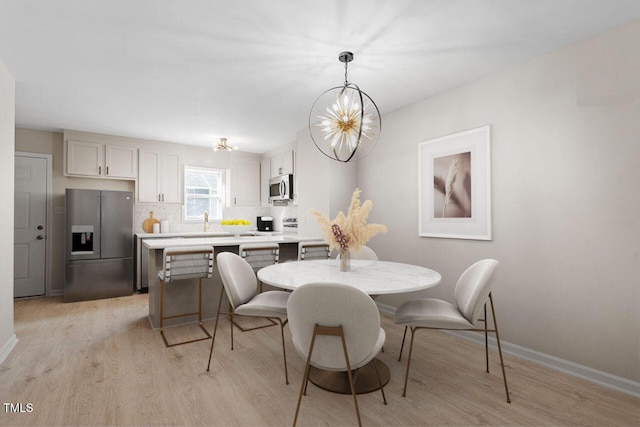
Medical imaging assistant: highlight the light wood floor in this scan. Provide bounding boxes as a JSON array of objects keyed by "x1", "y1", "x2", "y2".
[{"x1": 1, "y1": 294, "x2": 638, "y2": 426}]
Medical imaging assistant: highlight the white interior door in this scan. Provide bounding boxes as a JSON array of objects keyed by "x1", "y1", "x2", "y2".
[{"x1": 14, "y1": 155, "x2": 48, "y2": 297}]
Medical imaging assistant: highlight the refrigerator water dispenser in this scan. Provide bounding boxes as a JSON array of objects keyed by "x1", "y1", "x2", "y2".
[{"x1": 71, "y1": 225, "x2": 94, "y2": 255}]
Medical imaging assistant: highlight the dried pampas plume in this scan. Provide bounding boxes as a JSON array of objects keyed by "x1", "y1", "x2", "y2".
[
  {"x1": 442, "y1": 160, "x2": 458, "y2": 217},
  {"x1": 309, "y1": 188, "x2": 388, "y2": 253}
]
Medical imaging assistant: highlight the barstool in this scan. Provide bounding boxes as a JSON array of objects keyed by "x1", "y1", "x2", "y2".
[
  {"x1": 158, "y1": 245, "x2": 214, "y2": 347},
  {"x1": 239, "y1": 242, "x2": 279, "y2": 292},
  {"x1": 298, "y1": 241, "x2": 331, "y2": 260}
]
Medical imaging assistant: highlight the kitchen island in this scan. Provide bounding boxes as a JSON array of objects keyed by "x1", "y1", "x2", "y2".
[{"x1": 142, "y1": 234, "x2": 321, "y2": 329}]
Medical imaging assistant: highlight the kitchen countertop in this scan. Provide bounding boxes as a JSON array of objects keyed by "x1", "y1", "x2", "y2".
[
  {"x1": 136, "y1": 231, "x2": 230, "y2": 238},
  {"x1": 142, "y1": 234, "x2": 320, "y2": 250}
]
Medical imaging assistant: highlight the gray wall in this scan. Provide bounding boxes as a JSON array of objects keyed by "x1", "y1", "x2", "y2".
[
  {"x1": 360, "y1": 19, "x2": 640, "y2": 381},
  {"x1": 0, "y1": 60, "x2": 15, "y2": 362},
  {"x1": 296, "y1": 128, "x2": 358, "y2": 237}
]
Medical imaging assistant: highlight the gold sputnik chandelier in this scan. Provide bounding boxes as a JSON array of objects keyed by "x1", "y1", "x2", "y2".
[{"x1": 309, "y1": 51, "x2": 381, "y2": 162}]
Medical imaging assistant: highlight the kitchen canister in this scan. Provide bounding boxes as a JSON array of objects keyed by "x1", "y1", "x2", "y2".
[
  {"x1": 152, "y1": 223, "x2": 160, "y2": 234},
  {"x1": 160, "y1": 219, "x2": 170, "y2": 233}
]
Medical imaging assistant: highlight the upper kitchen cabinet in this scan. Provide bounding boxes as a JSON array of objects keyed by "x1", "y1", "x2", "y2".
[
  {"x1": 270, "y1": 150, "x2": 294, "y2": 178},
  {"x1": 65, "y1": 140, "x2": 137, "y2": 179},
  {"x1": 138, "y1": 149, "x2": 181, "y2": 203},
  {"x1": 260, "y1": 158, "x2": 270, "y2": 206},
  {"x1": 230, "y1": 155, "x2": 260, "y2": 207}
]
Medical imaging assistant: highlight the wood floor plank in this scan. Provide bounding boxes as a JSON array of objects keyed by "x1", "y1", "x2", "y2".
[{"x1": 0, "y1": 294, "x2": 638, "y2": 426}]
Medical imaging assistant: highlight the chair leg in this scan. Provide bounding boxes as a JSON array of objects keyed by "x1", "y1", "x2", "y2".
[
  {"x1": 339, "y1": 328, "x2": 362, "y2": 427},
  {"x1": 230, "y1": 312, "x2": 234, "y2": 350},
  {"x1": 398, "y1": 326, "x2": 408, "y2": 361},
  {"x1": 484, "y1": 303, "x2": 489, "y2": 373},
  {"x1": 159, "y1": 280, "x2": 164, "y2": 333},
  {"x1": 402, "y1": 327, "x2": 417, "y2": 397},
  {"x1": 293, "y1": 329, "x2": 319, "y2": 427},
  {"x1": 159, "y1": 279, "x2": 170, "y2": 346},
  {"x1": 207, "y1": 284, "x2": 226, "y2": 372},
  {"x1": 489, "y1": 293, "x2": 511, "y2": 403},
  {"x1": 278, "y1": 319, "x2": 289, "y2": 385},
  {"x1": 372, "y1": 358, "x2": 388, "y2": 405}
]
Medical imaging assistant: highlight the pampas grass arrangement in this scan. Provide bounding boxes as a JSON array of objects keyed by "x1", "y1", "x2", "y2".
[{"x1": 309, "y1": 188, "x2": 388, "y2": 253}]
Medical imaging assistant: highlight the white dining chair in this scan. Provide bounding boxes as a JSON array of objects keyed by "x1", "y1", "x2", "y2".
[
  {"x1": 288, "y1": 282, "x2": 387, "y2": 427},
  {"x1": 341, "y1": 245, "x2": 378, "y2": 261},
  {"x1": 206, "y1": 252, "x2": 290, "y2": 384},
  {"x1": 394, "y1": 259, "x2": 510, "y2": 402},
  {"x1": 157, "y1": 246, "x2": 214, "y2": 347}
]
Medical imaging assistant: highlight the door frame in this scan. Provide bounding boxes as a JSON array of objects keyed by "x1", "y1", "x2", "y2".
[{"x1": 15, "y1": 152, "x2": 53, "y2": 296}]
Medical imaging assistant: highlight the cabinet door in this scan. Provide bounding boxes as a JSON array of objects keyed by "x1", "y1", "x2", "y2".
[
  {"x1": 138, "y1": 149, "x2": 161, "y2": 202},
  {"x1": 231, "y1": 158, "x2": 260, "y2": 206},
  {"x1": 105, "y1": 144, "x2": 137, "y2": 179},
  {"x1": 270, "y1": 150, "x2": 294, "y2": 177},
  {"x1": 270, "y1": 155, "x2": 283, "y2": 178},
  {"x1": 260, "y1": 158, "x2": 270, "y2": 206},
  {"x1": 67, "y1": 140, "x2": 104, "y2": 177},
  {"x1": 281, "y1": 150, "x2": 294, "y2": 175},
  {"x1": 160, "y1": 153, "x2": 181, "y2": 203}
]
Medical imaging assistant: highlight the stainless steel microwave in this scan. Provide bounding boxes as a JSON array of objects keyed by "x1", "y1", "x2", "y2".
[{"x1": 269, "y1": 174, "x2": 294, "y2": 202}]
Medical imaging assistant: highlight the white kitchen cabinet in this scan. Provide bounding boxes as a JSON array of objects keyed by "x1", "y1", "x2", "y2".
[
  {"x1": 138, "y1": 149, "x2": 181, "y2": 203},
  {"x1": 66, "y1": 140, "x2": 137, "y2": 179},
  {"x1": 260, "y1": 158, "x2": 270, "y2": 206},
  {"x1": 230, "y1": 156, "x2": 260, "y2": 207},
  {"x1": 270, "y1": 150, "x2": 294, "y2": 178},
  {"x1": 105, "y1": 145, "x2": 137, "y2": 178}
]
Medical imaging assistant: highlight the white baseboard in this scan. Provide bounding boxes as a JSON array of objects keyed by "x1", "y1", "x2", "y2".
[
  {"x1": 375, "y1": 302, "x2": 640, "y2": 398},
  {"x1": 0, "y1": 333, "x2": 18, "y2": 365}
]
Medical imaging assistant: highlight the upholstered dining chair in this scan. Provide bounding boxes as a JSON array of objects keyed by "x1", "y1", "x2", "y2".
[
  {"x1": 288, "y1": 282, "x2": 387, "y2": 427},
  {"x1": 206, "y1": 252, "x2": 290, "y2": 384},
  {"x1": 157, "y1": 246, "x2": 214, "y2": 347},
  {"x1": 394, "y1": 259, "x2": 510, "y2": 402},
  {"x1": 298, "y1": 241, "x2": 330, "y2": 260},
  {"x1": 345, "y1": 245, "x2": 379, "y2": 261}
]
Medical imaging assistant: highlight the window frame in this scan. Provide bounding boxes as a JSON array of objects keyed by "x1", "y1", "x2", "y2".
[{"x1": 182, "y1": 165, "x2": 226, "y2": 222}]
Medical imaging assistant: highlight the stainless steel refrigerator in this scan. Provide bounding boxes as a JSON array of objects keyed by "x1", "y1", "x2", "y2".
[{"x1": 64, "y1": 189, "x2": 134, "y2": 302}]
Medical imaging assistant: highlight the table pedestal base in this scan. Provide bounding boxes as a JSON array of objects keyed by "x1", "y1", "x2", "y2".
[{"x1": 308, "y1": 358, "x2": 390, "y2": 394}]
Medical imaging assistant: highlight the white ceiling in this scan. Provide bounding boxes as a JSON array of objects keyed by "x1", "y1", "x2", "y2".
[{"x1": 2, "y1": 1, "x2": 640, "y2": 153}]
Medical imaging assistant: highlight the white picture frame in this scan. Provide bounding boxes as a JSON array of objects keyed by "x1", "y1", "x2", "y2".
[{"x1": 418, "y1": 125, "x2": 492, "y2": 240}]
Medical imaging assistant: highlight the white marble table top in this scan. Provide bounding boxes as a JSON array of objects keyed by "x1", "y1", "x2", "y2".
[{"x1": 257, "y1": 259, "x2": 441, "y2": 295}]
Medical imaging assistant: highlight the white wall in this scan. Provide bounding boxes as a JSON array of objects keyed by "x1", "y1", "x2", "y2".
[
  {"x1": 359, "y1": 19, "x2": 640, "y2": 381},
  {"x1": 0, "y1": 60, "x2": 16, "y2": 364}
]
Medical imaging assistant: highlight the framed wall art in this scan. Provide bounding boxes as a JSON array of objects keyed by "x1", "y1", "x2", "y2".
[{"x1": 418, "y1": 125, "x2": 492, "y2": 240}]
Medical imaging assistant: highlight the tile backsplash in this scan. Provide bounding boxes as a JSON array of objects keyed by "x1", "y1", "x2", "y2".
[{"x1": 135, "y1": 203, "x2": 297, "y2": 234}]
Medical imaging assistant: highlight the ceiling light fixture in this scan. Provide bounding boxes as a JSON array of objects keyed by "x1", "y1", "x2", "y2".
[
  {"x1": 213, "y1": 137, "x2": 236, "y2": 152},
  {"x1": 309, "y1": 51, "x2": 381, "y2": 162}
]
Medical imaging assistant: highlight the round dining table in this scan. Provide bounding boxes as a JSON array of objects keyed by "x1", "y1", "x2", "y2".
[{"x1": 257, "y1": 258, "x2": 441, "y2": 394}]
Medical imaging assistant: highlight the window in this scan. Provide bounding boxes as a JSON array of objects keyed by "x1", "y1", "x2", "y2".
[{"x1": 183, "y1": 166, "x2": 225, "y2": 221}]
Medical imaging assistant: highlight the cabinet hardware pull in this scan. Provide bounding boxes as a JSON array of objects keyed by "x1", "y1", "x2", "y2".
[
  {"x1": 158, "y1": 194, "x2": 161, "y2": 202},
  {"x1": 106, "y1": 166, "x2": 109, "y2": 175},
  {"x1": 162, "y1": 194, "x2": 165, "y2": 202},
  {"x1": 98, "y1": 166, "x2": 102, "y2": 175},
  {"x1": 37, "y1": 235, "x2": 44, "y2": 240}
]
